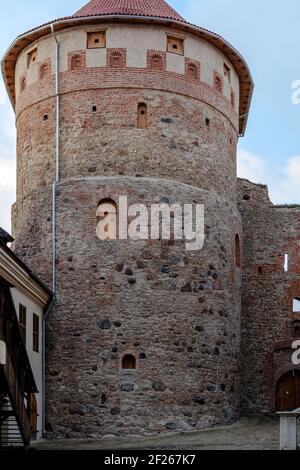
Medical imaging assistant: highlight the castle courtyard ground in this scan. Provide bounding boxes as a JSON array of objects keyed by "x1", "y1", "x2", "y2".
[{"x1": 32, "y1": 416, "x2": 279, "y2": 451}]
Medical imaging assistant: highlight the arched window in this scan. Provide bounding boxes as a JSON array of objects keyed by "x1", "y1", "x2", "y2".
[
  {"x1": 137, "y1": 103, "x2": 148, "y2": 129},
  {"x1": 150, "y1": 54, "x2": 163, "y2": 71},
  {"x1": 122, "y1": 354, "x2": 136, "y2": 370},
  {"x1": 214, "y1": 73, "x2": 223, "y2": 94},
  {"x1": 40, "y1": 63, "x2": 50, "y2": 80},
  {"x1": 235, "y1": 234, "x2": 241, "y2": 268},
  {"x1": 96, "y1": 199, "x2": 117, "y2": 241},
  {"x1": 71, "y1": 54, "x2": 83, "y2": 71}
]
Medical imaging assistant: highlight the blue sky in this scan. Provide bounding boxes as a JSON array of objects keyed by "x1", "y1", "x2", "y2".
[{"x1": 1, "y1": 0, "x2": 300, "y2": 231}]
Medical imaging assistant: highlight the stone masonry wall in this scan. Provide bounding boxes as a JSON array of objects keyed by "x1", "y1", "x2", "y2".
[{"x1": 14, "y1": 177, "x2": 241, "y2": 437}]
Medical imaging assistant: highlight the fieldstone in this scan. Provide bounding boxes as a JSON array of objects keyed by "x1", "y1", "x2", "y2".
[
  {"x1": 207, "y1": 384, "x2": 217, "y2": 392},
  {"x1": 125, "y1": 267, "x2": 134, "y2": 276},
  {"x1": 121, "y1": 383, "x2": 135, "y2": 392},
  {"x1": 161, "y1": 265, "x2": 170, "y2": 274},
  {"x1": 115, "y1": 262, "x2": 124, "y2": 272},
  {"x1": 152, "y1": 380, "x2": 167, "y2": 392},
  {"x1": 192, "y1": 396, "x2": 208, "y2": 405},
  {"x1": 97, "y1": 319, "x2": 111, "y2": 330},
  {"x1": 195, "y1": 325, "x2": 204, "y2": 333},
  {"x1": 110, "y1": 407, "x2": 120, "y2": 416},
  {"x1": 181, "y1": 282, "x2": 192, "y2": 293},
  {"x1": 69, "y1": 404, "x2": 86, "y2": 416},
  {"x1": 165, "y1": 422, "x2": 177, "y2": 431}
]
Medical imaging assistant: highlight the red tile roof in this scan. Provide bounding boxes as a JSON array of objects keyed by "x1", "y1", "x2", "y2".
[{"x1": 73, "y1": 0, "x2": 185, "y2": 22}]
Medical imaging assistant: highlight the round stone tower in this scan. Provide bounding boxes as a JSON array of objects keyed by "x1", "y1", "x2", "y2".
[{"x1": 2, "y1": 0, "x2": 253, "y2": 436}]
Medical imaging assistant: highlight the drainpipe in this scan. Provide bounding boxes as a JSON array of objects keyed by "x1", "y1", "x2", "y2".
[
  {"x1": 42, "y1": 296, "x2": 55, "y2": 436},
  {"x1": 51, "y1": 22, "x2": 60, "y2": 291},
  {"x1": 42, "y1": 23, "x2": 60, "y2": 437}
]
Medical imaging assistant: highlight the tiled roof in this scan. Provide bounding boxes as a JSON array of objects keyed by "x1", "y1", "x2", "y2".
[{"x1": 73, "y1": 0, "x2": 185, "y2": 22}]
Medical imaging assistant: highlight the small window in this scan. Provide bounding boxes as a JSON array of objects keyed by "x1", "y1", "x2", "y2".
[
  {"x1": 284, "y1": 254, "x2": 289, "y2": 272},
  {"x1": 206, "y1": 118, "x2": 210, "y2": 128},
  {"x1": 33, "y1": 314, "x2": 39, "y2": 353},
  {"x1": 235, "y1": 234, "x2": 241, "y2": 268},
  {"x1": 19, "y1": 304, "x2": 27, "y2": 345},
  {"x1": 122, "y1": 354, "x2": 136, "y2": 370},
  {"x1": 87, "y1": 31, "x2": 106, "y2": 49},
  {"x1": 167, "y1": 36, "x2": 184, "y2": 55},
  {"x1": 224, "y1": 63, "x2": 231, "y2": 82},
  {"x1": 27, "y1": 48, "x2": 38, "y2": 68},
  {"x1": 293, "y1": 299, "x2": 300, "y2": 313},
  {"x1": 137, "y1": 103, "x2": 148, "y2": 129}
]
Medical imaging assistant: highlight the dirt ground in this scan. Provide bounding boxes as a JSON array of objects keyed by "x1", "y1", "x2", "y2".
[{"x1": 32, "y1": 416, "x2": 279, "y2": 451}]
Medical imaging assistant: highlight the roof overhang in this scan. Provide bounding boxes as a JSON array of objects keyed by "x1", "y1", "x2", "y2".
[{"x1": 1, "y1": 14, "x2": 254, "y2": 136}]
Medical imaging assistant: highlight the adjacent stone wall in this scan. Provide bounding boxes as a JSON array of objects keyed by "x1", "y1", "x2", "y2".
[{"x1": 237, "y1": 178, "x2": 300, "y2": 414}]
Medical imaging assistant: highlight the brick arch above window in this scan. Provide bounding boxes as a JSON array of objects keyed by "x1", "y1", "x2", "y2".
[
  {"x1": 185, "y1": 59, "x2": 200, "y2": 81},
  {"x1": 147, "y1": 51, "x2": 165, "y2": 71},
  {"x1": 107, "y1": 49, "x2": 126, "y2": 68},
  {"x1": 39, "y1": 61, "x2": 51, "y2": 80},
  {"x1": 69, "y1": 52, "x2": 86, "y2": 72},
  {"x1": 213, "y1": 72, "x2": 224, "y2": 94}
]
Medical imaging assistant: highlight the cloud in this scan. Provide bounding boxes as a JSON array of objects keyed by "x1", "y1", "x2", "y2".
[
  {"x1": 0, "y1": 157, "x2": 16, "y2": 232},
  {"x1": 237, "y1": 149, "x2": 268, "y2": 184},
  {"x1": 270, "y1": 155, "x2": 300, "y2": 204},
  {"x1": 0, "y1": 158, "x2": 16, "y2": 193},
  {"x1": 238, "y1": 148, "x2": 300, "y2": 205}
]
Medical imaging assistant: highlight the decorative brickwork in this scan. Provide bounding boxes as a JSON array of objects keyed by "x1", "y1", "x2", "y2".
[
  {"x1": 213, "y1": 72, "x2": 224, "y2": 94},
  {"x1": 39, "y1": 61, "x2": 51, "y2": 81},
  {"x1": 69, "y1": 51, "x2": 86, "y2": 72},
  {"x1": 185, "y1": 58, "x2": 200, "y2": 81},
  {"x1": 147, "y1": 51, "x2": 166, "y2": 72},
  {"x1": 107, "y1": 48, "x2": 127, "y2": 68}
]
